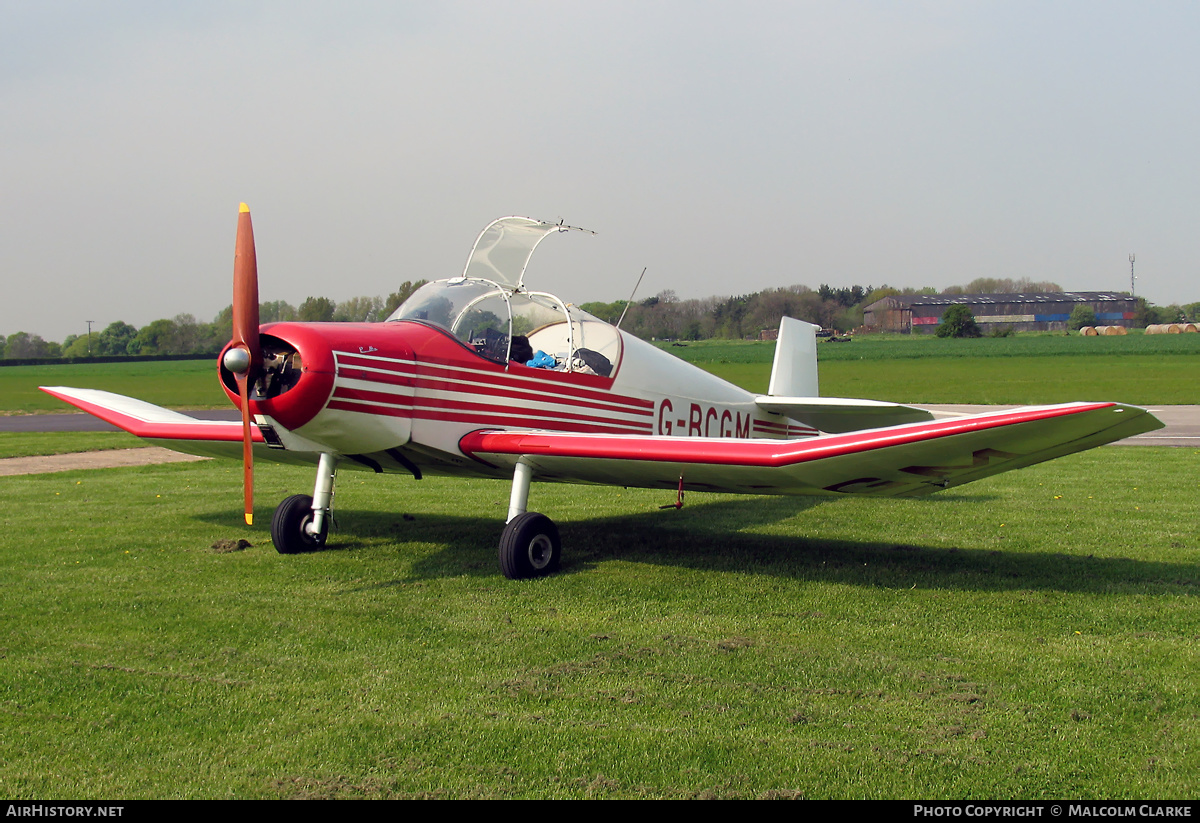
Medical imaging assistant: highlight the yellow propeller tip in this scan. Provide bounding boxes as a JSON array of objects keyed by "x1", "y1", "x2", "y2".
[
  {"x1": 245, "y1": 513, "x2": 253, "y2": 525},
  {"x1": 239, "y1": 202, "x2": 250, "y2": 213}
]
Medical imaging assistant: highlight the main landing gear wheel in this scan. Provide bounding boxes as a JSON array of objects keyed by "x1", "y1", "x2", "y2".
[
  {"x1": 499, "y1": 512, "x2": 561, "y2": 580},
  {"x1": 270, "y1": 494, "x2": 328, "y2": 554}
]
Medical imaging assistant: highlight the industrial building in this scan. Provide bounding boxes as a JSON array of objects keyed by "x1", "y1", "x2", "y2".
[{"x1": 862, "y1": 292, "x2": 1138, "y2": 334}]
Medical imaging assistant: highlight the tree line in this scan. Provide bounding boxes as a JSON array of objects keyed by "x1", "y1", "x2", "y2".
[
  {"x1": 1, "y1": 282, "x2": 426, "y2": 360},
  {"x1": 585, "y1": 277, "x2": 1198, "y2": 341},
  {"x1": 4, "y1": 276, "x2": 1198, "y2": 359}
]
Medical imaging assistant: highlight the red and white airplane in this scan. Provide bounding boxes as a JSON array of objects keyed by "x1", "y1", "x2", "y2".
[{"x1": 43, "y1": 207, "x2": 1162, "y2": 579}]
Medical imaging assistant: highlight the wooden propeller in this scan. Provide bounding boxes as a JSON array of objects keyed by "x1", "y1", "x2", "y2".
[{"x1": 227, "y1": 203, "x2": 261, "y2": 525}]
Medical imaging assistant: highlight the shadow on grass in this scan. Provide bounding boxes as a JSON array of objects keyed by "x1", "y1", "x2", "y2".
[{"x1": 245, "y1": 493, "x2": 1198, "y2": 597}]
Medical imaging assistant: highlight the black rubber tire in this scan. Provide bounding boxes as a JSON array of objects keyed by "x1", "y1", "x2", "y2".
[
  {"x1": 498, "y1": 512, "x2": 561, "y2": 579},
  {"x1": 270, "y1": 494, "x2": 328, "y2": 554}
]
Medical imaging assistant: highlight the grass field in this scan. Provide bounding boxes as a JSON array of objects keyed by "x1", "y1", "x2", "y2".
[
  {"x1": 660, "y1": 332, "x2": 1200, "y2": 364},
  {"x1": 0, "y1": 432, "x2": 144, "y2": 459},
  {"x1": 0, "y1": 445, "x2": 1197, "y2": 798},
  {"x1": 2, "y1": 359, "x2": 227, "y2": 414}
]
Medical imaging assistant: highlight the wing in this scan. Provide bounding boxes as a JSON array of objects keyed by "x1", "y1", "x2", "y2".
[
  {"x1": 40, "y1": 386, "x2": 269, "y2": 462},
  {"x1": 42, "y1": 386, "x2": 422, "y2": 475},
  {"x1": 460, "y1": 402, "x2": 1162, "y2": 497}
]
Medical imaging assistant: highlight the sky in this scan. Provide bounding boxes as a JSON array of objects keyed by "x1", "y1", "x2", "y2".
[{"x1": 3, "y1": 1, "x2": 1198, "y2": 343}]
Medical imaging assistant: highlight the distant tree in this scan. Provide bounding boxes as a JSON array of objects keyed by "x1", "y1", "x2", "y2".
[
  {"x1": 260, "y1": 300, "x2": 298, "y2": 324},
  {"x1": 862, "y1": 286, "x2": 901, "y2": 307},
  {"x1": 1068, "y1": 304, "x2": 1096, "y2": 331},
  {"x1": 957, "y1": 277, "x2": 1063, "y2": 294},
  {"x1": 382, "y1": 281, "x2": 428, "y2": 317},
  {"x1": 578, "y1": 301, "x2": 628, "y2": 324},
  {"x1": 4, "y1": 331, "x2": 54, "y2": 358},
  {"x1": 129, "y1": 318, "x2": 182, "y2": 355},
  {"x1": 935, "y1": 305, "x2": 981, "y2": 338},
  {"x1": 298, "y1": 296, "x2": 336, "y2": 322},
  {"x1": 211, "y1": 300, "x2": 300, "y2": 345},
  {"x1": 334, "y1": 295, "x2": 384, "y2": 323},
  {"x1": 168, "y1": 314, "x2": 206, "y2": 354},
  {"x1": 1132, "y1": 298, "x2": 1162, "y2": 327},
  {"x1": 62, "y1": 335, "x2": 92, "y2": 358},
  {"x1": 211, "y1": 305, "x2": 234, "y2": 345},
  {"x1": 97, "y1": 321, "x2": 138, "y2": 355}
]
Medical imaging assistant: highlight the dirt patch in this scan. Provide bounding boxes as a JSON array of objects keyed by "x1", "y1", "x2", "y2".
[
  {"x1": 0, "y1": 448, "x2": 209, "y2": 476},
  {"x1": 211, "y1": 538, "x2": 253, "y2": 553}
]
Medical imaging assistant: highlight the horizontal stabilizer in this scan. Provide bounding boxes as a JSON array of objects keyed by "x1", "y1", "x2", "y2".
[{"x1": 755, "y1": 396, "x2": 935, "y2": 433}]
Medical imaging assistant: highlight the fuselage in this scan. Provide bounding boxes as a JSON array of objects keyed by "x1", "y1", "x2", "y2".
[{"x1": 221, "y1": 318, "x2": 815, "y2": 480}]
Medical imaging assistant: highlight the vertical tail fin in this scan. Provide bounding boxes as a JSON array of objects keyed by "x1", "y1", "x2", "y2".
[{"x1": 768, "y1": 317, "x2": 819, "y2": 397}]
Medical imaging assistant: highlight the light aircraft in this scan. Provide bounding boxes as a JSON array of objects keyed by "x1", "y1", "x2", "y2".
[{"x1": 43, "y1": 208, "x2": 1163, "y2": 579}]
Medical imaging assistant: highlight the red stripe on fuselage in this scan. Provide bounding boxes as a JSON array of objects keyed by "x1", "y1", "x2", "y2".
[
  {"x1": 334, "y1": 350, "x2": 654, "y2": 418},
  {"x1": 410, "y1": 354, "x2": 652, "y2": 411},
  {"x1": 327, "y1": 389, "x2": 653, "y2": 432}
]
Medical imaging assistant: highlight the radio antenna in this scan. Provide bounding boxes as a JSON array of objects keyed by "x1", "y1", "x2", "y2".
[{"x1": 615, "y1": 267, "x2": 647, "y2": 330}]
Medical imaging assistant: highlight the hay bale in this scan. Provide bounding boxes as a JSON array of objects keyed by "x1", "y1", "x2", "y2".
[
  {"x1": 1166, "y1": 323, "x2": 1182, "y2": 333},
  {"x1": 1184, "y1": 323, "x2": 1198, "y2": 333},
  {"x1": 1145, "y1": 324, "x2": 1163, "y2": 334},
  {"x1": 1080, "y1": 326, "x2": 1098, "y2": 336}
]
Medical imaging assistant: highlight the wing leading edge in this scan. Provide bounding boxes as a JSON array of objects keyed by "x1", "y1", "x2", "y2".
[{"x1": 460, "y1": 402, "x2": 1162, "y2": 497}]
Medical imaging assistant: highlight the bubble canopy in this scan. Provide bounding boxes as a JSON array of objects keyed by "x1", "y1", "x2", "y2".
[{"x1": 385, "y1": 217, "x2": 618, "y2": 375}]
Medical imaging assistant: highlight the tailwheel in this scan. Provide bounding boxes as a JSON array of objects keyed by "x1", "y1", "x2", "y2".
[
  {"x1": 270, "y1": 494, "x2": 328, "y2": 554},
  {"x1": 499, "y1": 512, "x2": 561, "y2": 580}
]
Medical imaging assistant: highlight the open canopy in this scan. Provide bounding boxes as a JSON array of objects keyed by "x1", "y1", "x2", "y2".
[{"x1": 460, "y1": 216, "x2": 594, "y2": 288}]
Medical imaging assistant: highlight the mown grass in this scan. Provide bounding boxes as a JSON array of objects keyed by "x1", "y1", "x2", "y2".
[
  {"x1": 0, "y1": 432, "x2": 144, "y2": 459},
  {"x1": 707, "y1": 356, "x2": 1200, "y2": 405},
  {"x1": 660, "y1": 332, "x2": 1200, "y2": 363},
  {"x1": 1, "y1": 447, "x2": 1196, "y2": 798},
  {"x1": 1, "y1": 359, "x2": 227, "y2": 414}
]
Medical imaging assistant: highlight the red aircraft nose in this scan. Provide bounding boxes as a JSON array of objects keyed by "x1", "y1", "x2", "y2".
[{"x1": 219, "y1": 323, "x2": 336, "y2": 432}]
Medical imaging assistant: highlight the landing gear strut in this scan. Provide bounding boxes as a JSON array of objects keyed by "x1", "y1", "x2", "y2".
[
  {"x1": 270, "y1": 452, "x2": 337, "y2": 554},
  {"x1": 498, "y1": 458, "x2": 561, "y2": 579}
]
